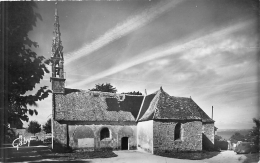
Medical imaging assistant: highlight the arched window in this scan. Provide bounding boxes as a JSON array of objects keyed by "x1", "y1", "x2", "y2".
[
  {"x1": 174, "y1": 123, "x2": 181, "y2": 140},
  {"x1": 100, "y1": 127, "x2": 110, "y2": 140}
]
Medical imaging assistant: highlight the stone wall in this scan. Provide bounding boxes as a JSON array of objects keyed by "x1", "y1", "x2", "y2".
[
  {"x1": 202, "y1": 123, "x2": 215, "y2": 150},
  {"x1": 53, "y1": 120, "x2": 68, "y2": 151},
  {"x1": 153, "y1": 120, "x2": 202, "y2": 154},
  {"x1": 52, "y1": 79, "x2": 65, "y2": 94},
  {"x1": 67, "y1": 124, "x2": 137, "y2": 151},
  {"x1": 137, "y1": 120, "x2": 153, "y2": 153},
  {"x1": 71, "y1": 126, "x2": 95, "y2": 150}
]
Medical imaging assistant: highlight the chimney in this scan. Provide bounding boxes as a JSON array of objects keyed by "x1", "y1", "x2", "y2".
[
  {"x1": 145, "y1": 89, "x2": 147, "y2": 96},
  {"x1": 212, "y1": 106, "x2": 213, "y2": 119}
]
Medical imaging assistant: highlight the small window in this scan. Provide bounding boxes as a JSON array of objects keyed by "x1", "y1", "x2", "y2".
[
  {"x1": 174, "y1": 123, "x2": 181, "y2": 140},
  {"x1": 100, "y1": 128, "x2": 110, "y2": 140}
]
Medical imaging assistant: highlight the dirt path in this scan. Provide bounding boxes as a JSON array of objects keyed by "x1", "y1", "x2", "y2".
[
  {"x1": 87, "y1": 150, "x2": 250, "y2": 163},
  {"x1": 198, "y1": 151, "x2": 248, "y2": 163},
  {"x1": 2, "y1": 146, "x2": 258, "y2": 163}
]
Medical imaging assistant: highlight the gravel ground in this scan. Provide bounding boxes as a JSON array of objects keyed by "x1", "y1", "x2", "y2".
[
  {"x1": 89, "y1": 150, "x2": 258, "y2": 163},
  {"x1": 1, "y1": 146, "x2": 259, "y2": 163}
]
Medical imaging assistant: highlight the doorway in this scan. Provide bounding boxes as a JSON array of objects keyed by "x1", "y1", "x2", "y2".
[{"x1": 121, "y1": 137, "x2": 128, "y2": 150}]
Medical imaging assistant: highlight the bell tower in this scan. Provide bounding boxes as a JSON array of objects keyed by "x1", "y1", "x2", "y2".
[{"x1": 50, "y1": 2, "x2": 66, "y2": 94}]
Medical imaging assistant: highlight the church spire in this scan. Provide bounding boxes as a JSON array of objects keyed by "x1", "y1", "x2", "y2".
[
  {"x1": 50, "y1": 2, "x2": 66, "y2": 94},
  {"x1": 52, "y1": 2, "x2": 63, "y2": 60}
]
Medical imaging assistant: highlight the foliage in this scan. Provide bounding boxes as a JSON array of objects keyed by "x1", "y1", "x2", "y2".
[
  {"x1": 27, "y1": 121, "x2": 41, "y2": 135},
  {"x1": 122, "y1": 91, "x2": 142, "y2": 95},
  {"x1": 244, "y1": 118, "x2": 259, "y2": 150},
  {"x1": 214, "y1": 135, "x2": 228, "y2": 150},
  {"x1": 43, "y1": 118, "x2": 52, "y2": 133},
  {"x1": 214, "y1": 135, "x2": 223, "y2": 141},
  {"x1": 230, "y1": 132, "x2": 245, "y2": 144},
  {"x1": 4, "y1": 125, "x2": 17, "y2": 143},
  {"x1": 157, "y1": 150, "x2": 220, "y2": 160},
  {"x1": 89, "y1": 83, "x2": 117, "y2": 93},
  {"x1": 6, "y1": 2, "x2": 52, "y2": 124}
]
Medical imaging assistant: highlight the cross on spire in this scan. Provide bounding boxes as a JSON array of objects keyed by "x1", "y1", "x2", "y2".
[{"x1": 55, "y1": 2, "x2": 58, "y2": 16}]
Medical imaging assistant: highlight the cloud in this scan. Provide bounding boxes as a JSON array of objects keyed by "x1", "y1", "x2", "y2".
[
  {"x1": 147, "y1": 59, "x2": 170, "y2": 68},
  {"x1": 68, "y1": 20, "x2": 254, "y2": 89},
  {"x1": 64, "y1": 0, "x2": 183, "y2": 65}
]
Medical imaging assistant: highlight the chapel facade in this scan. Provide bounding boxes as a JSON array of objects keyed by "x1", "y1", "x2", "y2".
[{"x1": 50, "y1": 4, "x2": 215, "y2": 154}]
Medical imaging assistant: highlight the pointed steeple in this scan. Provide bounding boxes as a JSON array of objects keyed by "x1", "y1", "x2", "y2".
[
  {"x1": 52, "y1": 2, "x2": 63, "y2": 60},
  {"x1": 50, "y1": 2, "x2": 66, "y2": 94}
]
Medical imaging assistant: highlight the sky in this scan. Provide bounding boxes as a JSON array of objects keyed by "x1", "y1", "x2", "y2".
[{"x1": 25, "y1": 0, "x2": 259, "y2": 130}]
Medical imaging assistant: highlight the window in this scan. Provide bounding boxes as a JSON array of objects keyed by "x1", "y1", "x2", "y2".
[
  {"x1": 100, "y1": 128, "x2": 110, "y2": 140},
  {"x1": 174, "y1": 123, "x2": 181, "y2": 140}
]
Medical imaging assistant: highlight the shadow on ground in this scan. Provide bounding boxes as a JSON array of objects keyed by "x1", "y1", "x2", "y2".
[
  {"x1": 238, "y1": 153, "x2": 259, "y2": 163},
  {"x1": 1, "y1": 146, "x2": 117, "y2": 162},
  {"x1": 157, "y1": 151, "x2": 221, "y2": 160}
]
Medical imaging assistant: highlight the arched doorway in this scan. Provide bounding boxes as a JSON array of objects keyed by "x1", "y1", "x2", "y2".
[{"x1": 121, "y1": 137, "x2": 128, "y2": 150}]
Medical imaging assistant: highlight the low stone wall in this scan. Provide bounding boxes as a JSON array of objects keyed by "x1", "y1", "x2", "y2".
[
  {"x1": 215, "y1": 140, "x2": 228, "y2": 150},
  {"x1": 153, "y1": 120, "x2": 202, "y2": 154}
]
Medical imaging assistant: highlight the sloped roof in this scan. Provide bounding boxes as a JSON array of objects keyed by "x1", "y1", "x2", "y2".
[
  {"x1": 138, "y1": 87, "x2": 214, "y2": 123},
  {"x1": 54, "y1": 88, "x2": 144, "y2": 122},
  {"x1": 172, "y1": 97, "x2": 214, "y2": 123},
  {"x1": 136, "y1": 93, "x2": 156, "y2": 121}
]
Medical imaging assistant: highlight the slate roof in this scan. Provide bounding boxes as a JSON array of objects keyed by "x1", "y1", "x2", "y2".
[
  {"x1": 138, "y1": 87, "x2": 214, "y2": 123},
  {"x1": 136, "y1": 93, "x2": 156, "y2": 121},
  {"x1": 54, "y1": 88, "x2": 144, "y2": 122}
]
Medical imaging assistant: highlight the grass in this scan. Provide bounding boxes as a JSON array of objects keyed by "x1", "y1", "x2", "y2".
[
  {"x1": 1, "y1": 146, "x2": 118, "y2": 162},
  {"x1": 242, "y1": 153, "x2": 259, "y2": 163},
  {"x1": 52, "y1": 151, "x2": 118, "y2": 160}
]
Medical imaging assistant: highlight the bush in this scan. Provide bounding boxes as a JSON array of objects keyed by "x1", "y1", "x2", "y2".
[{"x1": 100, "y1": 147, "x2": 113, "y2": 151}]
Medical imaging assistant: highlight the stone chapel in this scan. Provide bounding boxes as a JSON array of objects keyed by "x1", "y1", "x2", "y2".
[{"x1": 50, "y1": 4, "x2": 215, "y2": 154}]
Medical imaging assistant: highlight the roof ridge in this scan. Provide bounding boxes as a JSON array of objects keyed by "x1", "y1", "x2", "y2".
[
  {"x1": 139, "y1": 87, "x2": 168, "y2": 121},
  {"x1": 139, "y1": 88, "x2": 162, "y2": 121},
  {"x1": 121, "y1": 94, "x2": 144, "y2": 97},
  {"x1": 85, "y1": 90, "x2": 144, "y2": 97}
]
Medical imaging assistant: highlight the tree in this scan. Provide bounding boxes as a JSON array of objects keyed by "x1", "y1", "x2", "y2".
[
  {"x1": 27, "y1": 121, "x2": 41, "y2": 135},
  {"x1": 230, "y1": 132, "x2": 245, "y2": 144},
  {"x1": 214, "y1": 135, "x2": 223, "y2": 141},
  {"x1": 89, "y1": 83, "x2": 117, "y2": 93},
  {"x1": 43, "y1": 118, "x2": 51, "y2": 134},
  {"x1": 3, "y1": 125, "x2": 17, "y2": 143},
  {"x1": 6, "y1": 2, "x2": 51, "y2": 125},
  {"x1": 244, "y1": 118, "x2": 259, "y2": 150},
  {"x1": 122, "y1": 91, "x2": 143, "y2": 95}
]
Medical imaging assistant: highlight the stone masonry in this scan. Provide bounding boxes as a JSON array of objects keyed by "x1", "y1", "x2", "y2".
[
  {"x1": 53, "y1": 120, "x2": 68, "y2": 151},
  {"x1": 202, "y1": 122, "x2": 215, "y2": 149},
  {"x1": 153, "y1": 120, "x2": 202, "y2": 154},
  {"x1": 53, "y1": 121, "x2": 137, "y2": 151}
]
